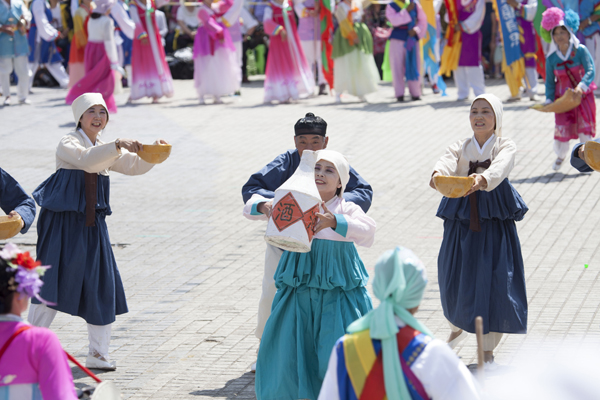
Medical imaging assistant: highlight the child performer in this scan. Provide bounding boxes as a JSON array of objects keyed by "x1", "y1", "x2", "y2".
[
  {"x1": 67, "y1": 0, "x2": 92, "y2": 88},
  {"x1": 262, "y1": 0, "x2": 314, "y2": 103},
  {"x1": 430, "y1": 93, "x2": 528, "y2": 369},
  {"x1": 193, "y1": 0, "x2": 240, "y2": 104},
  {"x1": 0, "y1": 0, "x2": 30, "y2": 105},
  {"x1": 294, "y1": 0, "x2": 328, "y2": 94},
  {"x1": 28, "y1": 93, "x2": 168, "y2": 370},
  {"x1": 385, "y1": 0, "x2": 427, "y2": 101},
  {"x1": 129, "y1": 0, "x2": 174, "y2": 103},
  {"x1": 541, "y1": 8, "x2": 596, "y2": 171},
  {"x1": 66, "y1": 0, "x2": 124, "y2": 113},
  {"x1": 453, "y1": 0, "x2": 485, "y2": 100},
  {"x1": 251, "y1": 150, "x2": 376, "y2": 399},
  {"x1": 332, "y1": 0, "x2": 380, "y2": 103},
  {"x1": 319, "y1": 247, "x2": 481, "y2": 400}
]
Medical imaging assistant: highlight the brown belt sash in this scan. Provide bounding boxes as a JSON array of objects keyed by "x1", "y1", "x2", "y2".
[
  {"x1": 84, "y1": 172, "x2": 97, "y2": 227},
  {"x1": 468, "y1": 159, "x2": 491, "y2": 232}
]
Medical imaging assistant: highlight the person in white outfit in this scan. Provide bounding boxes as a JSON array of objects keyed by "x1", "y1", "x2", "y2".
[{"x1": 0, "y1": 0, "x2": 31, "y2": 105}]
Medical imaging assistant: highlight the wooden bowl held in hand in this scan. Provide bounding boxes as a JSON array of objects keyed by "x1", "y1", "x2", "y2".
[
  {"x1": 137, "y1": 144, "x2": 172, "y2": 164},
  {"x1": 584, "y1": 140, "x2": 600, "y2": 172},
  {"x1": 433, "y1": 175, "x2": 475, "y2": 198},
  {"x1": 530, "y1": 89, "x2": 582, "y2": 114},
  {"x1": 0, "y1": 214, "x2": 22, "y2": 240}
]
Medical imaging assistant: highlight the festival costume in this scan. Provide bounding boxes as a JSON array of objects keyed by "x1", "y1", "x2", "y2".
[
  {"x1": 66, "y1": 15, "x2": 120, "y2": 113},
  {"x1": 27, "y1": 0, "x2": 69, "y2": 89},
  {"x1": 386, "y1": 0, "x2": 427, "y2": 99},
  {"x1": 0, "y1": 168, "x2": 36, "y2": 234},
  {"x1": 129, "y1": 0, "x2": 174, "y2": 100},
  {"x1": 111, "y1": 0, "x2": 135, "y2": 87},
  {"x1": 28, "y1": 94, "x2": 154, "y2": 368},
  {"x1": 252, "y1": 150, "x2": 376, "y2": 399},
  {"x1": 262, "y1": 0, "x2": 314, "y2": 103},
  {"x1": 578, "y1": 0, "x2": 600, "y2": 93},
  {"x1": 512, "y1": 0, "x2": 538, "y2": 98},
  {"x1": 242, "y1": 148, "x2": 373, "y2": 339},
  {"x1": 332, "y1": 0, "x2": 379, "y2": 99},
  {"x1": 0, "y1": 0, "x2": 30, "y2": 103},
  {"x1": 294, "y1": 0, "x2": 328, "y2": 85},
  {"x1": 454, "y1": 0, "x2": 485, "y2": 99},
  {"x1": 571, "y1": 137, "x2": 600, "y2": 172},
  {"x1": 193, "y1": 0, "x2": 240, "y2": 100},
  {"x1": 433, "y1": 94, "x2": 528, "y2": 350},
  {"x1": 67, "y1": 4, "x2": 90, "y2": 88},
  {"x1": 221, "y1": 0, "x2": 247, "y2": 72}
]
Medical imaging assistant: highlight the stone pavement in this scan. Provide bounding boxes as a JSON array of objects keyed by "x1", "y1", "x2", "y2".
[{"x1": 1, "y1": 76, "x2": 600, "y2": 399}]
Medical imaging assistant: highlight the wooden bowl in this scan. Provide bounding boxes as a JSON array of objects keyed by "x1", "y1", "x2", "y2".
[
  {"x1": 530, "y1": 89, "x2": 582, "y2": 114},
  {"x1": 433, "y1": 175, "x2": 475, "y2": 198},
  {"x1": 137, "y1": 144, "x2": 172, "y2": 164},
  {"x1": 0, "y1": 215, "x2": 22, "y2": 240},
  {"x1": 584, "y1": 140, "x2": 600, "y2": 172}
]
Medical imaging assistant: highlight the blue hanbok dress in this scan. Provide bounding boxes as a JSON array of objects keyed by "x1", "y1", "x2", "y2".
[
  {"x1": 31, "y1": 129, "x2": 153, "y2": 326},
  {"x1": 255, "y1": 196, "x2": 376, "y2": 400},
  {"x1": 0, "y1": 168, "x2": 36, "y2": 234},
  {"x1": 27, "y1": 0, "x2": 63, "y2": 66},
  {"x1": 434, "y1": 135, "x2": 528, "y2": 335}
]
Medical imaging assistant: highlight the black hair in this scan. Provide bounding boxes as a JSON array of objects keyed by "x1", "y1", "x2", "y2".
[
  {"x1": 0, "y1": 257, "x2": 16, "y2": 314},
  {"x1": 294, "y1": 112, "x2": 327, "y2": 136}
]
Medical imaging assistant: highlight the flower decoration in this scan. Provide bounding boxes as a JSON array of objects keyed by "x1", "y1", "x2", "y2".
[
  {"x1": 541, "y1": 7, "x2": 564, "y2": 31},
  {"x1": 1, "y1": 243, "x2": 54, "y2": 305},
  {"x1": 564, "y1": 9, "x2": 580, "y2": 33}
]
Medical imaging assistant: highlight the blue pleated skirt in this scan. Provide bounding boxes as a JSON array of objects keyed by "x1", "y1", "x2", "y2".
[
  {"x1": 255, "y1": 239, "x2": 373, "y2": 400},
  {"x1": 436, "y1": 179, "x2": 528, "y2": 334},
  {"x1": 31, "y1": 169, "x2": 128, "y2": 326}
]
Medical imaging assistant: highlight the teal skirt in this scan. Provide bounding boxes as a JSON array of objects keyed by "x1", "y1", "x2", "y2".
[{"x1": 255, "y1": 239, "x2": 373, "y2": 400}]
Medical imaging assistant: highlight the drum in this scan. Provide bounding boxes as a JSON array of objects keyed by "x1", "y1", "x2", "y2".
[{"x1": 265, "y1": 150, "x2": 322, "y2": 252}]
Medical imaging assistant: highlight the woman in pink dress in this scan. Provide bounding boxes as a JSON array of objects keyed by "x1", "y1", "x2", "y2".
[
  {"x1": 262, "y1": 0, "x2": 314, "y2": 103},
  {"x1": 65, "y1": 0, "x2": 123, "y2": 113},
  {"x1": 193, "y1": 0, "x2": 240, "y2": 104},
  {"x1": 0, "y1": 243, "x2": 77, "y2": 400},
  {"x1": 129, "y1": 0, "x2": 174, "y2": 103}
]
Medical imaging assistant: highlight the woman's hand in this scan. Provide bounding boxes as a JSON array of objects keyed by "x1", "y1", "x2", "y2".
[
  {"x1": 154, "y1": 139, "x2": 169, "y2": 145},
  {"x1": 119, "y1": 139, "x2": 143, "y2": 153},
  {"x1": 429, "y1": 171, "x2": 440, "y2": 189},
  {"x1": 464, "y1": 174, "x2": 488, "y2": 196},
  {"x1": 573, "y1": 86, "x2": 584, "y2": 96},
  {"x1": 8, "y1": 210, "x2": 24, "y2": 229},
  {"x1": 314, "y1": 202, "x2": 337, "y2": 234},
  {"x1": 258, "y1": 201, "x2": 273, "y2": 217}
]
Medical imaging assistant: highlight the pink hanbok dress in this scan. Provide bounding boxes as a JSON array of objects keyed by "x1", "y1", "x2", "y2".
[
  {"x1": 65, "y1": 15, "x2": 119, "y2": 113},
  {"x1": 129, "y1": 0, "x2": 174, "y2": 100},
  {"x1": 0, "y1": 316, "x2": 78, "y2": 400},
  {"x1": 262, "y1": 0, "x2": 314, "y2": 103},
  {"x1": 193, "y1": 0, "x2": 240, "y2": 99}
]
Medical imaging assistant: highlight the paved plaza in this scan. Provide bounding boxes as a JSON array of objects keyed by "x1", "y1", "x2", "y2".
[{"x1": 1, "y1": 77, "x2": 600, "y2": 399}]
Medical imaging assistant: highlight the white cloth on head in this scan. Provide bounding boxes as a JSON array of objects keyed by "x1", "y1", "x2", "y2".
[
  {"x1": 472, "y1": 93, "x2": 503, "y2": 137},
  {"x1": 71, "y1": 92, "x2": 109, "y2": 124},
  {"x1": 315, "y1": 149, "x2": 350, "y2": 196},
  {"x1": 548, "y1": 23, "x2": 580, "y2": 60}
]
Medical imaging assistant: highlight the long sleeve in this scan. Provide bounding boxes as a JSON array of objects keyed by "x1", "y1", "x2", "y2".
[
  {"x1": 242, "y1": 193, "x2": 270, "y2": 221},
  {"x1": 385, "y1": 3, "x2": 413, "y2": 27},
  {"x1": 103, "y1": 18, "x2": 119, "y2": 65},
  {"x1": 335, "y1": 3, "x2": 357, "y2": 42},
  {"x1": 333, "y1": 201, "x2": 376, "y2": 247},
  {"x1": 570, "y1": 138, "x2": 600, "y2": 172},
  {"x1": 0, "y1": 169, "x2": 36, "y2": 234},
  {"x1": 460, "y1": 0, "x2": 484, "y2": 33},
  {"x1": 109, "y1": 152, "x2": 155, "y2": 175},
  {"x1": 156, "y1": 10, "x2": 168, "y2": 37},
  {"x1": 480, "y1": 138, "x2": 516, "y2": 191},
  {"x1": 414, "y1": 2, "x2": 428, "y2": 38},
  {"x1": 56, "y1": 135, "x2": 121, "y2": 174},
  {"x1": 317, "y1": 344, "x2": 341, "y2": 400},
  {"x1": 241, "y1": 152, "x2": 295, "y2": 202},
  {"x1": 577, "y1": 45, "x2": 595, "y2": 90},
  {"x1": 221, "y1": 0, "x2": 243, "y2": 26},
  {"x1": 111, "y1": 1, "x2": 136, "y2": 40},
  {"x1": 343, "y1": 166, "x2": 373, "y2": 213},
  {"x1": 240, "y1": 7, "x2": 259, "y2": 31},
  {"x1": 545, "y1": 55, "x2": 556, "y2": 101},
  {"x1": 433, "y1": 139, "x2": 465, "y2": 176},
  {"x1": 198, "y1": 7, "x2": 223, "y2": 38},
  {"x1": 31, "y1": 0, "x2": 58, "y2": 41},
  {"x1": 521, "y1": 0, "x2": 536, "y2": 22},
  {"x1": 263, "y1": 6, "x2": 282, "y2": 36},
  {"x1": 34, "y1": 329, "x2": 79, "y2": 400}
]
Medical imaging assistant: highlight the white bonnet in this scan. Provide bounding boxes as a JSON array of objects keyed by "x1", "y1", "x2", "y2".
[
  {"x1": 72, "y1": 93, "x2": 109, "y2": 126},
  {"x1": 315, "y1": 149, "x2": 350, "y2": 197},
  {"x1": 471, "y1": 93, "x2": 503, "y2": 137}
]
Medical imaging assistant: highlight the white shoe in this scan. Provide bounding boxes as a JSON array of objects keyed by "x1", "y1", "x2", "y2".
[
  {"x1": 19, "y1": 99, "x2": 31, "y2": 105},
  {"x1": 250, "y1": 361, "x2": 256, "y2": 373},
  {"x1": 214, "y1": 97, "x2": 223, "y2": 104},
  {"x1": 358, "y1": 95, "x2": 367, "y2": 102},
  {"x1": 3, "y1": 96, "x2": 11, "y2": 106},
  {"x1": 447, "y1": 330, "x2": 468, "y2": 349},
  {"x1": 484, "y1": 360, "x2": 499, "y2": 372},
  {"x1": 552, "y1": 158, "x2": 564, "y2": 171},
  {"x1": 86, "y1": 354, "x2": 116, "y2": 370},
  {"x1": 335, "y1": 94, "x2": 341, "y2": 104}
]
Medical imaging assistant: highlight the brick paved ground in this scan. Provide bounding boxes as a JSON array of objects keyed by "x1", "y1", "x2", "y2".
[{"x1": 1, "y1": 76, "x2": 599, "y2": 399}]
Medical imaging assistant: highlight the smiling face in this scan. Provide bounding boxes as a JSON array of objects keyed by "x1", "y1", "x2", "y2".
[
  {"x1": 79, "y1": 105, "x2": 108, "y2": 136},
  {"x1": 552, "y1": 26, "x2": 570, "y2": 49},
  {"x1": 294, "y1": 134, "x2": 328, "y2": 157},
  {"x1": 469, "y1": 99, "x2": 495, "y2": 137},
  {"x1": 315, "y1": 160, "x2": 342, "y2": 202}
]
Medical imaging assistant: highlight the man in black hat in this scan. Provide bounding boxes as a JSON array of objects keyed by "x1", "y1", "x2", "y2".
[{"x1": 241, "y1": 112, "x2": 373, "y2": 371}]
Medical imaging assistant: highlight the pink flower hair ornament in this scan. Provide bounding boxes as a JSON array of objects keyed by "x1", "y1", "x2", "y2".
[
  {"x1": 0, "y1": 243, "x2": 55, "y2": 305},
  {"x1": 540, "y1": 7, "x2": 565, "y2": 43}
]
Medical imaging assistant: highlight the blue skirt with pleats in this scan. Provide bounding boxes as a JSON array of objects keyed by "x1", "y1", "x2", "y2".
[
  {"x1": 31, "y1": 169, "x2": 128, "y2": 326},
  {"x1": 255, "y1": 239, "x2": 373, "y2": 400},
  {"x1": 436, "y1": 178, "x2": 528, "y2": 334}
]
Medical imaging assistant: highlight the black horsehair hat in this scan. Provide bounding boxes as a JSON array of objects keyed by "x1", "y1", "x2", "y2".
[{"x1": 294, "y1": 113, "x2": 327, "y2": 137}]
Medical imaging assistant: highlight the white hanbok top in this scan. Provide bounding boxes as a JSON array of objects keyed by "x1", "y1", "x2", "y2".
[{"x1": 87, "y1": 16, "x2": 119, "y2": 65}]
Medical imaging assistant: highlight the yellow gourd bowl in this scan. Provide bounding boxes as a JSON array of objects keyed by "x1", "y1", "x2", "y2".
[
  {"x1": 137, "y1": 144, "x2": 172, "y2": 164},
  {"x1": 0, "y1": 215, "x2": 22, "y2": 240},
  {"x1": 584, "y1": 140, "x2": 600, "y2": 172},
  {"x1": 530, "y1": 89, "x2": 581, "y2": 114},
  {"x1": 433, "y1": 175, "x2": 475, "y2": 198}
]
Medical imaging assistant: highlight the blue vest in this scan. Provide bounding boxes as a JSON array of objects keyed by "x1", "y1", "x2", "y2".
[
  {"x1": 0, "y1": 0, "x2": 29, "y2": 58},
  {"x1": 27, "y1": 0, "x2": 63, "y2": 64},
  {"x1": 389, "y1": 0, "x2": 418, "y2": 41}
]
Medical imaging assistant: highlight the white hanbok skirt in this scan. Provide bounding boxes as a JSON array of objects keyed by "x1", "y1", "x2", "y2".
[
  {"x1": 194, "y1": 47, "x2": 241, "y2": 98},
  {"x1": 333, "y1": 49, "x2": 379, "y2": 97}
]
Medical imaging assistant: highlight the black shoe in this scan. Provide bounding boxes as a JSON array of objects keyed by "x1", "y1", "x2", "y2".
[
  {"x1": 411, "y1": 96, "x2": 421, "y2": 101},
  {"x1": 397, "y1": 96, "x2": 404, "y2": 102},
  {"x1": 318, "y1": 83, "x2": 327, "y2": 95}
]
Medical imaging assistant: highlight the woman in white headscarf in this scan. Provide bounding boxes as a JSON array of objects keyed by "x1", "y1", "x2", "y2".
[
  {"x1": 28, "y1": 93, "x2": 168, "y2": 371},
  {"x1": 429, "y1": 93, "x2": 529, "y2": 369}
]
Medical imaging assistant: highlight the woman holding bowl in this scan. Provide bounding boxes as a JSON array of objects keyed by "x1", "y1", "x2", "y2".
[
  {"x1": 28, "y1": 93, "x2": 168, "y2": 370},
  {"x1": 429, "y1": 93, "x2": 528, "y2": 368}
]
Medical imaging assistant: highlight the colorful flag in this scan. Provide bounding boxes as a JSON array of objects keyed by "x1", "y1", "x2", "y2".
[
  {"x1": 439, "y1": 0, "x2": 462, "y2": 76},
  {"x1": 492, "y1": 0, "x2": 526, "y2": 97},
  {"x1": 420, "y1": 0, "x2": 446, "y2": 94},
  {"x1": 320, "y1": 0, "x2": 335, "y2": 89}
]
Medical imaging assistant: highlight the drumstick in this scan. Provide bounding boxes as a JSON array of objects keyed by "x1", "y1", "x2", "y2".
[
  {"x1": 475, "y1": 316, "x2": 484, "y2": 384},
  {"x1": 65, "y1": 351, "x2": 103, "y2": 383}
]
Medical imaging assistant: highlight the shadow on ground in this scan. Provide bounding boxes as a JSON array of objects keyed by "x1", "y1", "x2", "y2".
[{"x1": 191, "y1": 372, "x2": 256, "y2": 399}]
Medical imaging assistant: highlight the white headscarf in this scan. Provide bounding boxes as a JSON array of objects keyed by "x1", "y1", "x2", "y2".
[
  {"x1": 471, "y1": 93, "x2": 503, "y2": 137},
  {"x1": 315, "y1": 150, "x2": 350, "y2": 197},
  {"x1": 548, "y1": 23, "x2": 580, "y2": 61},
  {"x1": 72, "y1": 93, "x2": 109, "y2": 126}
]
